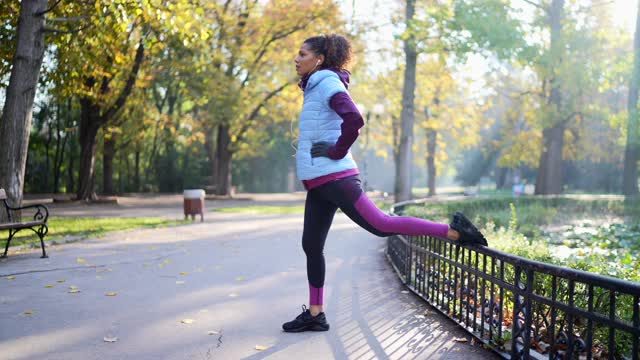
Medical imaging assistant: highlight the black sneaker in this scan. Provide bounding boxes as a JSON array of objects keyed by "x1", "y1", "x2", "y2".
[
  {"x1": 450, "y1": 212, "x2": 488, "y2": 246},
  {"x1": 282, "y1": 305, "x2": 330, "y2": 332}
]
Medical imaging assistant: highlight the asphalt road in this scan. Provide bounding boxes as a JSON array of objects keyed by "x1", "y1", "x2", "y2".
[{"x1": 1, "y1": 203, "x2": 498, "y2": 359}]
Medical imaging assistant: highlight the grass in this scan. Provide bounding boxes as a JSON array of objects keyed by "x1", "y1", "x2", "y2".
[{"x1": 1, "y1": 217, "x2": 187, "y2": 248}]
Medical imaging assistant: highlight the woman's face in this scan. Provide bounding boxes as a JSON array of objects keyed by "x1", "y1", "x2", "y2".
[{"x1": 295, "y1": 43, "x2": 323, "y2": 77}]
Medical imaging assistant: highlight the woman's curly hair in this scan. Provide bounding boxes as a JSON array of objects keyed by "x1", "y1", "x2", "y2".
[{"x1": 304, "y1": 34, "x2": 352, "y2": 70}]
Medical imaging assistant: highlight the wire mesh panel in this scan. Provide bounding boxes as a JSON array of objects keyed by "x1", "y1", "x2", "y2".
[{"x1": 386, "y1": 231, "x2": 640, "y2": 360}]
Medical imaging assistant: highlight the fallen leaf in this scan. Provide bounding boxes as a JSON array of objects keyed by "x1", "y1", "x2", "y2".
[
  {"x1": 69, "y1": 285, "x2": 79, "y2": 290},
  {"x1": 44, "y1": 285, "x2": 54, "y2": 288},
  {"x1": 56, "y1": 280, "x2": 65, "y2": 283},
  {"x1": 143, "y1": 263, "x2": 151, "y2": 267},
  {"x1": 415, "y1": 315, "x2": 425, "y2": 319},
  {"x1": 23, "y1": 311, "x2": 34, "y2": 315},
  {"x1": 179, "y1": 272, "x2": 189, "y2": 275},
  {"x1": 176, "y1": 281, "x2": 185, "y2": 285},
  {"x1": 235, "y1": 277, "x2": 246, "y2": 281},
  {"x1": 76, "y1": 258, "x2": 86, "y2": 263},
  {"x1": 68, "y1": 289, "x2": 81, "y2": 294},
  {"x1": 6, "y1": 276, "x2": 15, "y2": 280},
  {"x1": 207, "y1": 330, "x2": 220, "y2": 335},
  {"x1": 181, "y1": 319, "x2": 195, "y2": 324},
  {"x1": 105, "y1": 292, "x2": 118, "y2": 296},
  {"x1": 103, "y1": 336, "x2": 118, "y2": 343},
  {"x1": 401, "y1": 290, "x2": 409, "y2": 294},
  {"x1": 255, "y1": 345, "x2": 269, "y2": 351},
  {"x1": 454, "y1": 338, "x2": 469, "y2": 343}
]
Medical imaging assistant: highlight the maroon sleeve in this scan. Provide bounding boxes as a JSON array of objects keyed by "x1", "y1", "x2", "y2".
[{"x1": 327, "y1": 92, "x2": 365, "y2": 160}]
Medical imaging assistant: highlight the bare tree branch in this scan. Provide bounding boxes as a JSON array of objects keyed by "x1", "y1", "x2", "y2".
[
  {"x1": 46, "y1": 15, "x2": 91, "y2": 22},
  {"x1": 232, "y1": 81, "x2": 293, "y2": 148},
  {"x1": 102, "y1": 39, "x2": 145, "y2": 123},
  {"x1": 42, "y1": 23, "x2": 92, "y2": 34},
  {"x1": 4, "y1": 1, "x2": 18, "y2": 15},
  {"x1": 35, "y1": 0, "x2": 63, "y2": 16},
  {"x1": 519, "y1": 0, "x2": 547, "y2": 11}
]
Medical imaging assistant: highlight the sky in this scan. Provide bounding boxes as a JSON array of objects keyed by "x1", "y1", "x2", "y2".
[{"x1": 338, "y1": 0, "x2": 638, "y2": 72}]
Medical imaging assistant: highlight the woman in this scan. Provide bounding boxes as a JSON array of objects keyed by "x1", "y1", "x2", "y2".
[{"x1": 282, "y1": 34, "x2": 487, "y2": 333}]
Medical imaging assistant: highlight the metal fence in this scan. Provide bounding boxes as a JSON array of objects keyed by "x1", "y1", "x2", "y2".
[{"x1": 386, "y1": 201, "x2": 640, "y2": 360}]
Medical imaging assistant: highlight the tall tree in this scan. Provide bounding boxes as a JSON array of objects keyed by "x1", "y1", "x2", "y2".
[
  {"x1": 534, "y1": 0, "x2": 566, "y2": 195},
  {"x1": 0, "y1": 0, "x2": 47, "y2": 211},
  {"x1": 623, "y1": 0, "x2": 640, "y2": 196},
  {"x1": 395, "y1": 0, "x2": 417, "y2": 202}
]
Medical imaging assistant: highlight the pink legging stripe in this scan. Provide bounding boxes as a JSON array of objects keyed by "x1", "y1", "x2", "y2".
[
  {"x1": 354, "y1": 193, "x2": 449, "y2": 238},
  {"x1": 309, "y1": 284, "x2": 324, "y2": 306}
]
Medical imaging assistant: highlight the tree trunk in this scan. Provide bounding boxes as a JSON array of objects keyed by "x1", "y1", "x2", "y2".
[
  {"x1": 0, "y1": 0, "x2": 47, "y2": 216},
  {"x1": 395, "y1": 0, "x2": 417, "y2": 202},
  {"x1": 77, "y1": 99, "x2": 101, "y2": 200},
  {"x1": 213, "y1": 123, "x2": 232, "y2": 196},
  {"x1": 495, "y1": 167, "x2": 508, "y2": 189},
  {"x1": 67, "y1": 138, "x2": 75, "y2": 194},
  {"x1": 205, "y1": 126, "x2": 217, "y2": 189},
  {"x1": 53, "y1": 100, "x2": 66, "y2": 193},
  {"x1": 426, "y1": 129, "x2": 437, "y2": 197},
  {"x1": 76, "y1": 41, "x2": 144, "y2": 200},
  {"x1": 535, "y1": 0, "x2": 565, "y2": 195},
  {"x1": 134, "y1": 149, "x2": 140, "y2": 192},
  {"x1": 103, "y1": 132, "x2": 116, "y2": 195},
  {"x1": 535, "y1": 125, "x2": 565, "y2": 194},
  {"x1": 623, "y1": 0, "x2": 640, "y2": 196}
]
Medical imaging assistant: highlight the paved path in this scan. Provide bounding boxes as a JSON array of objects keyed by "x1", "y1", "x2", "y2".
[{"x1": 1, "y1": 198, "x2": 498, "y2": 359}]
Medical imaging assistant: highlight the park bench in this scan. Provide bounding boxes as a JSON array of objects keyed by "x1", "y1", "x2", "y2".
[{"x1": 0, "y1": 188, "x2": 49, "y2": 258}]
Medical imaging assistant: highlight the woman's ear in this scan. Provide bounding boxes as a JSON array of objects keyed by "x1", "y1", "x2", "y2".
[{"x1": 317, "y1": 55, "x2": 325, "y2": 66}]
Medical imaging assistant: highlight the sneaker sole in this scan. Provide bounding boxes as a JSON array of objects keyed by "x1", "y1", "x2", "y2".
[{"x1": 283, "y1": 323, "x2": 330, "y2": 332}]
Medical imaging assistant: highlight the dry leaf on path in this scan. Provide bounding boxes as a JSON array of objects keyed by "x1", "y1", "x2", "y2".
[
  {"x1": 105, "y1": 292, "x2": 117, "y2": 296},
  {"x1": 23, "y1": 311, "x2": 34, "y2": 315},
  {"x1": 401, "y1": 290, "x2": 409, "y2": 294},
  {"x1": 56, "y1": 280, "x2": 65, "y2": 283},
  {"x1": 76, "y1": 258, "x2": 86, "y2": 263},
  {"x1": 255, "y1": 345, "x2": 269, "y2": 351},
  {"x1": 235, "y1": 277, "x2": 246, "y2": 281},
  {"x1": 179, "y1": 272, "x2": 188, "y2": 275},
  {"x1": 454, "y1": 338, "x2": 469, "y2": 343},
  {"x1": 103, "y1": 336, "x2": 118, "y2": 343},
  {"x1": 6, "y1": 276, "x2": 15, "y2": 280},
  {"x1": 44, "y1": 285, "x2": 54, "y2": 288},
  {"x1": 181, "y1": 319, "x2": 195, "y2": 324},
  {"x1": 207, "y1": 330, "x2": 219, "y2": 335},
  {"x1": 68, "y1": 289, "x2": 81, "y2": 294}
]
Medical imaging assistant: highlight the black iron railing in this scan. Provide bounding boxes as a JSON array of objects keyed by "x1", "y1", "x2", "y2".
[{"x1": 387, "y1": 200, "x2": 640, "y2": 360}]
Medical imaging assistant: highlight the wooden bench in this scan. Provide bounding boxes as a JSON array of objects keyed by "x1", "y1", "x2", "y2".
[{"x1": 0, "y1": 189, "x2": 49, "y2": 258}]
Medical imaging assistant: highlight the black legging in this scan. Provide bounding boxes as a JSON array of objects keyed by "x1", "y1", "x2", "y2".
[{"x1": 302, "y1": 175, "x2": 449, "y2": 293}]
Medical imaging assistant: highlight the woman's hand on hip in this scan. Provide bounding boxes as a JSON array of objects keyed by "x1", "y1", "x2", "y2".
[{"x1": 310, "y1": 141, "x2": 334, "y2": 158}]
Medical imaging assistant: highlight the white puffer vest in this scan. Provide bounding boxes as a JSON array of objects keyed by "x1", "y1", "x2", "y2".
[{"x1": 296, "y1": 70, "x2": 358, "y2": 181}]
